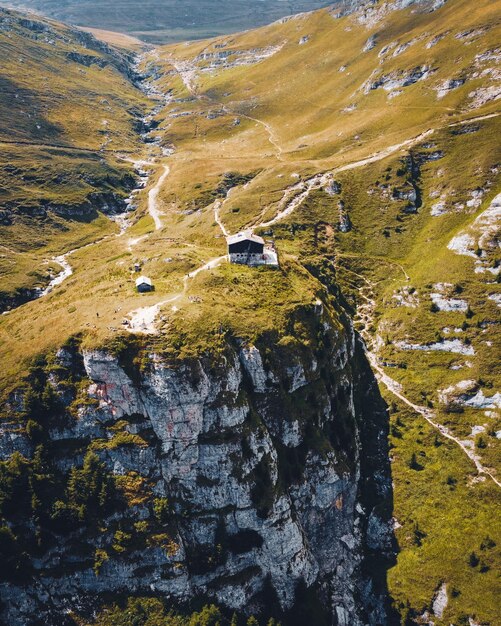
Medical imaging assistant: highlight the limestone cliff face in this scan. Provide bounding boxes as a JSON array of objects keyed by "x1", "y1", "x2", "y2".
[{"x1": 0, "y1": 303, "x2": 393, "y2": 625}]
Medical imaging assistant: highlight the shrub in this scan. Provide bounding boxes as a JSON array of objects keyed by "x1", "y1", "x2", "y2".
[
  {"x1": 112, "y1": 530, "x2": 132, "y2": 554},
  {"x1": 189, "y1": 605, "x2": 223, "y2": 626},
  {"x1": 25, "y1": 419, "x2": 44, "y2": 442},
  {"x1": 408, "y1": 453, "x2": 423, "y2": 471},
  {"x1": 446, "y1": 475, "x2": 457, "y2": 489},
  {"x1": 50, "y1": 499, "x2": 82, "y2": 531},
  {"x1": 153, "y1": 497, "x2": 171, "y2": 525},
  {"x1": 412, "y1": 522, "x2": 427, "y2": 547},
  {"x1": 0, "y1": 452, "x2": 33, "y2": 519},
  {"x1": 475, "y1": 435, "x2": 487, "y2": 449},
  {"x1": 94, "y1": 548, "x2": 109, "y2": 576},
  {"x1": 480, "y1": 536, "x2": 496, "y2": 550},
  {"x1": 66, "y1": 451, "x2": 117, "y2": 519}
]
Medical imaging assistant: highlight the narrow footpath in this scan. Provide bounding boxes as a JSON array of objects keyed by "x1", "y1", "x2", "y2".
[
  {"x1": 148, "y1": 164, "x2": 170, "y2": 230},
  {"x1": 339, "y1": 262, "x2": 501, "y2": 489}
]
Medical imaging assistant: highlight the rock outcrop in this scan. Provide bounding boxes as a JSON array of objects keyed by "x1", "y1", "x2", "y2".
[{"x1": 0, "y1": 302, "x2": 394, "y2": 625}]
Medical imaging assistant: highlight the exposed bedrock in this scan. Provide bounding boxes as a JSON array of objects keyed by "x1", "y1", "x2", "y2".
[{"x1": 0, "y1": 303, "x2": 395, "y2": 625}]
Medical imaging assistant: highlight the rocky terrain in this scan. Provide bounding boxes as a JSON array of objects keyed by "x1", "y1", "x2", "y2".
[
  {"x1": 0, "y1": 303, "x2": 394, "y2": 625},
  {"x1": 0, "y1": 0, "x2": 499, "y2": 624}
]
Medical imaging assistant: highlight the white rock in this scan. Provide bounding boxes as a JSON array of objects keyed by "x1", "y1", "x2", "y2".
[
  {"x1": 488, "y1": 293, "x2": 501, "y2": 308},
  {"x1": 239, "y1": 345, "x2": 276, "y2": 392},
  {"x1": 430, "y1": 293, "x2": 468, "y2": 312},
  {"x1": 396, "y1": 339, "x2": 475, "y2": 355},
  {"x1": 432, "y1": 582, "x2": 448, "y2": 618}
]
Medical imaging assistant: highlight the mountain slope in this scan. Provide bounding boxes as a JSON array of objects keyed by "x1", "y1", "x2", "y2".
[
  {"x1": 0, "y1": 7, "x2": 151, "y2": 309},
  {"x1": 145, "y1": 2, "x2": 500, "y2": 621},
  {"x1": 0, "y1": 0, "x2": 499, "y2": 625}
]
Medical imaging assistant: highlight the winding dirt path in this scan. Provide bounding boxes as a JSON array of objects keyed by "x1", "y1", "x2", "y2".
[
  {"x1": 449, "y1": 111, "x2": 500, "y2": 128},
  {"x1": 335, "y1": 129, "x2": 435, "y2": 173},
  {"x1": 259, "y1": 173, "x2": 329, "y2": 229},
  {"x1": 236, "y1": 129, "x2": 439, "y2": 233},
  {"x1": 255, "y1": 129, "x2": 437, "y2": 229},
  {"x1": 165, "y1": 53, "x2": 285, "y2": 162},
  {"x1": 341, "y1": 261, "x2": 501, "y2": 489},
  {"x1": 367, "y1": 350, "x2": 501, "y2": 488},
  {"x1": 148, "y1": 164, "x2": 170, "y2": 230},
  {"x1": 249, "y1": 112, "x2": 501, "y2": 230},
  {"x1": 127, "y1": 295, "x2": 181, "y2": 333},
  {"x1": 214, "y1": 200, "x2": 230, "y2": 237},
  {"x1": 235, "y1": 111, "x2": 284, "y2": 161},
  {"x1": 35, "y1": 158, "x2": 169, "y2": 299},
  {"x1": 183, "y1": 255, "x2": 227, "y2": 286},
  {"x1": 127, "y1": 255, "x2": 227, "y2": 333},
  {"x1": 257, "y1": 119, "x2": 283, "y2": 159}
]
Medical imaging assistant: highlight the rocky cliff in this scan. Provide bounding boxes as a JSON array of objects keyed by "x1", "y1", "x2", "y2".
[{"x1": 0, "y1": 300, "x2": 394, "y2": 625}]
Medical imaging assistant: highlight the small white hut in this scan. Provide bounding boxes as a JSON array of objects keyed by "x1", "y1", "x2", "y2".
[{"x1": 135, "y1": 275, "x2": 153, "y2": 292}]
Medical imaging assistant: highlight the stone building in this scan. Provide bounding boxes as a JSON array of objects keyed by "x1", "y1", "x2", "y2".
[{"x1": 227, "y1": 231, "x2": 278, "y2": 266}]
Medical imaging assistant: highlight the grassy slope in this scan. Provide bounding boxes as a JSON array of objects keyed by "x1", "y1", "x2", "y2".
[
  {"x1": 78, "y1": 27, "x2": 145, "y2": 51},
  {"x1": 0, "y1": 0, "x2": 500, "y2": 623},
  {"x1": 0, "y1": 7, "x2": 150, "y2": 302}
]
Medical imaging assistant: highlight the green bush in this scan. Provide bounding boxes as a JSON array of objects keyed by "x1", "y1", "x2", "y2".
[{"x1": 153, "y1": 497, "x2": 171, "y2": 525}]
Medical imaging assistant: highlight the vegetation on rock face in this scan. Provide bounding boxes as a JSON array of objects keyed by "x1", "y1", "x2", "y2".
[
  {"x1": 0, "y1": 301, "x2": 375, "y2": 624},
  {"x1": 0, "y1": 446, "x2": 122, "y2": 581},
  {"x1": 0, "y1": 351, "x2": 167, "y2": 586},
  {"x1": 89, "y1": 598, "x2": 280, "y2": 626}
]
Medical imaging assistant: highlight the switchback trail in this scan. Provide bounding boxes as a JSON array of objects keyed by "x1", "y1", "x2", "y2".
[
  {"x1": 249, "y1": 111, "x2": 501, "y2": 230},
  {"x1": 242, "y1": 125, "x2": 436, "y2": 232}
]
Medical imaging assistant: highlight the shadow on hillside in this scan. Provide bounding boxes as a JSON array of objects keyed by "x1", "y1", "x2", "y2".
[
  {"x1": 0, "y1": 76, "x2": 64, "y2": 141},
  {"x1": 353, "y1": 331, "x2": 400, "y2": 626}
]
